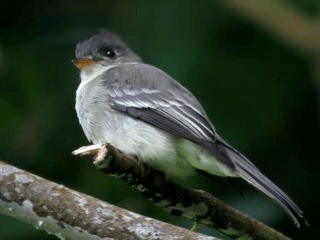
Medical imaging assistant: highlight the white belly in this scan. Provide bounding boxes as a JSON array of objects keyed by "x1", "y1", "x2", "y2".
[{"x1": 77, "y1": 102, "x2": 196, "y2": 178}]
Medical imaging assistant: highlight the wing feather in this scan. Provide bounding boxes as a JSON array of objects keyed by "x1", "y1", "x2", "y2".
[{"x1": 100, "y1": 63, "x2": 306, "y2": 226}]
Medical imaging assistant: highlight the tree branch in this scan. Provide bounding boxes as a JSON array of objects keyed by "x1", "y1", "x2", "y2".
[
  {"x1": 0, "y1": 160, "x2": 220, "y2": 240},
  {"x1": 73, "y1": 143, "x2": 291, "y2": 240}
]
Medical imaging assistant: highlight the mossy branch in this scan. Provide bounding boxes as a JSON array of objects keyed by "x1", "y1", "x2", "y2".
[
  {"x1": 73, "y1": 143, "x2": 291, "y2": 240},
  {"x1": 0, "y1": 160, "x2": 220, "y2": 240}
]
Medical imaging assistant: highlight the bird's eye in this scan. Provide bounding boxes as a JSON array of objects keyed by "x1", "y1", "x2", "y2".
[{"x1": 101, "y1": 47, "x2": 116, "y2": 58}]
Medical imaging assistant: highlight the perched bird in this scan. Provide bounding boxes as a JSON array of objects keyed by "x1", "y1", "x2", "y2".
[{"x1": 73, "y1": 31, "x2": 306, "y2": 227}]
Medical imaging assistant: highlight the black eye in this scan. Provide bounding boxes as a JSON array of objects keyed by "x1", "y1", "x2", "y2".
[{"x1": 101, "y1": 47, "x2": 116, "y2": 58}]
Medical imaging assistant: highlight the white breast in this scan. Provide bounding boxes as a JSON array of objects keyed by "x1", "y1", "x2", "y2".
[
  {"x1": 75, "y1": 63, "x2": 193, "y2": 177},
  {"x1": 75, "y1": 63, "x2": 235, "y2": 179}
]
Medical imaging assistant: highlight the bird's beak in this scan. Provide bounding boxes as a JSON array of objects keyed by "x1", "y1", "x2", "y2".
[{"x1": 72, "y1": 58, "x2": 97, "y2": 70}]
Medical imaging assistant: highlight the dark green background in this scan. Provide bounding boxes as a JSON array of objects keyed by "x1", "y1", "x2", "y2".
[{"x1": 0, "y1": 1, "x2": 318, "y2": 239}]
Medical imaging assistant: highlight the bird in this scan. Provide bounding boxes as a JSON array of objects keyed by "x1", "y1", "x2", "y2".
[{"x1": 73, "y1": 31, "x2": 306, "y2": 227}]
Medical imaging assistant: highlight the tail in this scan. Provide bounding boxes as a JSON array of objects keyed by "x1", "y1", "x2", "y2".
[{"x1": 219, "y1": 142, "x2": 308, "y2": 227}]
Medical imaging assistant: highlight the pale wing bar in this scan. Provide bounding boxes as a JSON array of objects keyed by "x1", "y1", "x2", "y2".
[{"x1": 109, "y1": 90, "x2": 234, "y2": 167}]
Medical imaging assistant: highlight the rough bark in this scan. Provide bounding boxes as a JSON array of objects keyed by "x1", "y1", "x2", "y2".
[
  {"x1": 0, "y1": 160, "x2": 220, "y2": 240},
  {"x1": 73, "y1": 143, "x2": 291, "y2": 240}
]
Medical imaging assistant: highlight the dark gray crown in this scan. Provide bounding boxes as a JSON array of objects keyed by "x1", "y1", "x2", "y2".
[{"x1": 75, "y1": 32, "x2": 141, "y2": 63}]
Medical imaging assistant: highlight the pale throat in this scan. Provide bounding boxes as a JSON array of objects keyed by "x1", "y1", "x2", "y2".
[
  {"x1": 77, "y1": 64, "x2": 115, "y2": 93},
  {"x1": 80, "y1": 64, "x2": 113, "y2": 83},
  {"x1": 77, "y1": 62, "x2": 139, "y2": 94}
]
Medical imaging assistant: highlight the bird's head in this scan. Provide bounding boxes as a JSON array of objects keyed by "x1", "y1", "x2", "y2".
[{"x1": 73, "y1": 32, "x2": 141, "y2": 72}]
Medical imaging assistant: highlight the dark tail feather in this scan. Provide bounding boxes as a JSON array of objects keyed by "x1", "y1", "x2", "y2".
[{"x1": 221, "y1": 143, "x2": 308, "y2": 227}]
